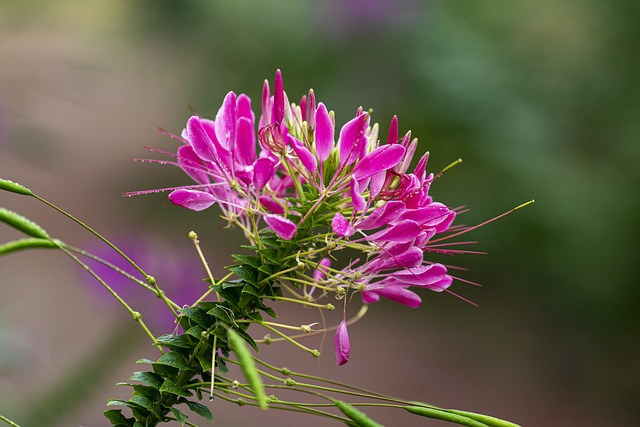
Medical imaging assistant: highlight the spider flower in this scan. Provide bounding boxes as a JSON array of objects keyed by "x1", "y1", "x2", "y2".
[{"x1": 144, "y1": 70, "x2": 469, "y2": 365}]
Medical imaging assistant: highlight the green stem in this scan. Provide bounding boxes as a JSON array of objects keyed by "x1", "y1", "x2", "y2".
[{"x1": 0, "y1": 415, "x2": 21, "y2": 427}]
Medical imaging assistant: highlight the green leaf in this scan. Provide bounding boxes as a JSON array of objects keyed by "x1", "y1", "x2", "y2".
[
  {"x1": 228, "y1": 264, "x2": 258, "y2": 286},
  {"x1": 0, "y1": 178, "x2": 33, "y2": 196},
  {"x1": 155, "y1": 351, "x2": 192, "y2": 370},
  {"x1": 404, "y1": 406, "x2": 490, "y2": 427},
  {"x1": 103, "y1": 409, "x2": 134, "y2": 426},
  {"x1": 227, "y1": 327, "x2": 267, "y2": 409},
  {"x1": 160, "y1": 377, "x2": 192, "y2": 397},
  {"x1": 181, "y1": 307, "x2": 214, "y2": 329},
  {"x1": 207, "y1": 305, "x2": 237, "y2": 326},
  {"x1": 129, "y1": 395, "x2": 164, "y2": 420},
  {"x1": 156, "y1": 334, "x2": 194, "y2": 350},
  {"x1": 185, "y1": 325, "x2": 206, "y2": 340},
  {"x1": 0, "y1": 208, "x2": 49, "y2": 239},
  {"x1": 240, "y1": 284, "x2": 260, "y2": 297},
  {"x1": 0, "y1": 238, "x2": 57, "y2": 255},
  {"x1": 257, "y1": 247, "x2": 280, "y2": 263},
  {"x1": 136, "y1": 358, "x2": 154, "y2": 365},
  {"x1": 232, "y1": 254, "x2": 263, "y2": 268},
  {"x1": 170, "y1": 407, "x2": 188, "y2": 426},
  {"x1": 131, "y1": 384, "x2": 160, "y2": 401},
  {"x1": 130, "y1": 371, "x2": 164, "y2": 389},
  {"x1": 184, "y1": 400, "x2": 214, "y2": 423}
]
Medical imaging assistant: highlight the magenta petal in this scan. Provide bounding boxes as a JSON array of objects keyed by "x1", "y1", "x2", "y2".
[
  {"x1": 287, "y1": 134, "x2": 318, "y2": 173},
  {"x1": 391, "y1": 264, "x2": 449, "y2": 288},
  {"x1": 361, "y1": 290, "x2": 380, "y2": 304},
  {"x1": 313, "y1": 257, "x2": 331, "y2": 282},
  {"x1": 357, "y1": 200, "x2": 405, "y2": 230},
  {"x1": 367, "y1": 220, "x2": 421, "y2": 243},
  {"x1": 253, "y1": 157, "x2": 277, "y2": 190},
  {"x1": 349, "y1": 176, "x2": 366, "y2": 212},
  {"x1": 397, "y1": 203, "x2": 451, "y2": 226},
  {"x1": 235, "y1": 117, "x2": 257, "y2": 166},
  {"x1": 352, "y1": 144, "x2": 405, "y2": 181},
  {"x1": 331, "y1": 212, "x2": 355, "y2": 237},
  {"x1": 186, "y1": 116, "x2": 217, "y2": 163},
  {"x1": 314, "y1": 102, "x2": 334, "y2": 162},
  {"x1": 334, "y1": 320, "x2": 350, "y2": 366},
  {"x1": 338, "y1": 112, "x2": 368, "y2": 166},
  {"x1": 274, "y1": 69, "x2": 284, "y2": 124},
  {"x1": 169, "y1": 189, "x2": 216, "y2": 211},
  {"x1": 261, "y1": 79, "x2": 272, "y2": 125},
  {"x1": 264, "y1": 214, "x2": 297, "y2": 240},
  {"x1": 258, "y1": 196, "x2": 285, "y2": 214},
  {"x1": 215, "y1": 91, "x2": 237, "y2": 149},
  {"x1": 367, "y1": 284, "x2": 422, "y2": 308},
  {"x1": 237, "y1": 93, "x2": 253, "y2": 121},
  {"x1": 177, "y1": 145, "x2": 209, "y2": 185},
  {"x1": 387, "y1": 115, "x2": 399, "y2": 145},
  {"x1": 369, "y1": 170, "x2": 386, "y2": 200}
]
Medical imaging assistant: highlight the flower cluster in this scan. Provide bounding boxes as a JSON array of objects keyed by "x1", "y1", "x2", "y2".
[{"x1": 156, "y1": 70, "x2": 461, "y2": 365}]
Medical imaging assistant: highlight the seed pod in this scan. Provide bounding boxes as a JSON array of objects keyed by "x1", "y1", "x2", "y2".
[
  {"x1": 0, "y1": 178, "x2": 34, "y2": 196},
  {"x1": 0, "y1": 238, "x2": 57, "y2": 255},
  {"x1": 0, "y1": 208, "x2": 49, "y2": 239},
  {"x1": 334, "y1": 400, "x2": 384, "y2": 427},
  {"x1": 404, "y1": 406, "x2": 490, "y2": 427}
]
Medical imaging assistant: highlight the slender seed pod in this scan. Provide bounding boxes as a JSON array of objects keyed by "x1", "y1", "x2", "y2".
[
  {"x1": 404, "y1": 406, "x2": 491, "y2": 427},
  {"x1": 334, "y1": 400, "x2": 385, "y2": 427},
  {"x1": 0, "y1": 178, "x2": 34, "y2": 196},
  {"x1": 0, "y1": 238, "x2": 57, "y2": 255},
  {"x1": 226, "y1": 327, "x2": 268, "y2": 409},
  {"x1": 0, "y1": 208, "x2": 49, "y2": 239}
]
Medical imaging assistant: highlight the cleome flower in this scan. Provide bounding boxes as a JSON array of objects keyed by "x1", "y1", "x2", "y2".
[{"x1": 137, "y1": 70, "x2": 478, "y2": 365}]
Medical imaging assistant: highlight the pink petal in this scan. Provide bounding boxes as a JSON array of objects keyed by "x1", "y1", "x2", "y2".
[
  {"x1": 387, "y1": 115, "x2": 399, "y2": 145},
  {"x1": 177, "y1": 145, "x2": 209, "y2": 185},
  {"x1": 369, "y1": 170, "x2": 386, "y2": 200},
  {"x1": 215, "y1": 91, "x2": 237, "y2": 150},
  {"x1": 264, "y1": 214, "x2": 297, "y2": 240},
  {"x1": 334, "y1": 320, "x2": 350, "y2": 366},
  {"x1": 274, "y1": 69, "x2": 284, "y2": 124},
  {"x1": 314, "y1": 102, "x2": 334, "y2": 162},
  {"x1": 258, "y1": 195, "x2": 285, "y2": 214},
  {"x1": 353, "y1": 144, "x2": 406, "y2": 181},
  {"x1": 357, "y1": 200, "x2": 405, "y2": 230},
  {"x1": 261, "y1": 79, "x2": 271, "y2": 125},
  {"x1": 237, "y1": 93, "x2": 253, "y2": 121},
  {"x1": 253, "y1": 157, "x2": 277, "y2": 190},
  {"x1": 338, "y1": 112, "x2": 369, "y2": 166},
  {"x1": 397, "y1": 203, "x2": 451, "y2": 226},
  {"x1": 350, "y1": 177, "x2": 366, "y2": 212},
  {"x1": 366, "y1": 220, "x2": 422, "y2": 243},
  {"x1": 287, "y1": 134, "x2": 317, "y2": 173},
  {"x1": 168, "y1": 189, "x2": 216, "y2": 211},
  {"x1": 366, "y1": 284, "x2": 422, "y2": 308},
  {"x1": 391, "y1": 264, "x2": 450, "y2": 290},
  {"x1": 306, "y1": 89, "x2": 316, "y2": 127},
  {"x1": 186, "y1": 116, "x2": 218, "y2": 163},
  {"x1": 235, "y1": 117, "x2": 256, "y2": 166},
  {"x1": 331, "y1": 212, "x2": 355, "y2": 237},
  {"x1": 313, "y1": 257, "x2": 331, "y2": 282}
]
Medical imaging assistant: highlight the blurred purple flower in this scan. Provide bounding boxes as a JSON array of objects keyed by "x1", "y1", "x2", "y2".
[{"x1": 79, "y1": 235, "x2": 205, "y2": 332}]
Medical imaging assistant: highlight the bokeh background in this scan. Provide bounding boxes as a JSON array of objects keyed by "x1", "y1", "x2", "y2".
[{"x1": 1, "y1": 1, "x2": 638, "y2": 426}]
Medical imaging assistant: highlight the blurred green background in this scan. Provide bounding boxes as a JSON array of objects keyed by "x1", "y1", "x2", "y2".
[{"x1": 1, "y1": 1, "x2": 638, "y2": 426}]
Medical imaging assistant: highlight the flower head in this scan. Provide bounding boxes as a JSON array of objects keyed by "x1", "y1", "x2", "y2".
[{"x1": 138, "y1": 70, "x2": 483, "y2": 364}]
